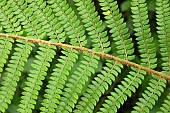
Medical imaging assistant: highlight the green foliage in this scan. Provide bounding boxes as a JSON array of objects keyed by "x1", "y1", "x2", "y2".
[
  {"x1": 74, "y1": 0, "x2": 110, "y2": 53},
  {"x1": 99, "y1": 0, "x2": 134, "y2": 60},
  {"x1": 0, "y1": 0, "x2": 170, "y2": 113},
  {"x1": 40, "y1": 49, "x2": 78, "y2": 113},
  {"x1": 130, "y1": 0, "x2": 166, "y2": 113}
]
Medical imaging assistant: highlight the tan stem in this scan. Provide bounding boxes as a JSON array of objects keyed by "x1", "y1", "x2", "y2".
[{"x1": 0, "y1": 33, "x2": 170, "y2": 82}]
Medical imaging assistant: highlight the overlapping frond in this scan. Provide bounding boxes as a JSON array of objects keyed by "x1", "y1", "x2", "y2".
[
  {"x1": 131, "y1": 0, "x2": 165, "y2": 112},
  {"x1": 0, "y1": 1, "x2": 27, "y2": 112},
  {"x1": 156, "y1": 0, "x2": 170, "y2": 76},
  {"x1": 95, "y1": 1, "x2": 139, "y2": 112},
  {"x1": 73, "y1": 0, "x2": 110, "y2": 53},
  {"x1": 45, "y1": 0, "x2": 94, "y2": 112},
  {"x1": 157, "y1": 93, "x2": 170, "y2": 113},
  {"x1": 14, "y1": 0, "x2": 66, "y2": 112},
  {"x1": 0, "y1": 40, "x2": 33, "y2": 112},
  {"x1": 48, "y1": 0, "x2": 87, "y2": 46},
  {"x1": 74, "y1": 0, "x2": 135, "y2": 112},
  {"x1": 56, "y1": 53, "x2": 99, "y2": 112},
  {"x1": 131, "y1": 0, "x2": 157, "y2": 69},
  {"x1": 0, "y1": 0, "x2": 19, "y2": 74},
  {"x1": 0, "y1": 0, "x2": 52, "y2": 112},
  {"x1": 20, "y1": 0, "x2": 74, "y2": 113},
  {"x1": 132, "y1": 78, "x2": 166, "y2": 113},
  {"x1": 51, "y1": 0, "x2": 109, "y2": 112},
  {"x1": 18, "y1": 45, "x2": 56, "y2": 113},
  {"x1": 0, "y1": 35, "x2": 13, "y2": 73},
  {"x1": 74, "y1": 60, "x2": 123, "y2": 113},
  {"x1": 156, "y1": 0, "x2": 170, "y2": 112},
  {"x1": 40, "y1": 49, "x2": 78, "y2": 113},
  {"x1": 98, "y1": 69, "x2": 145, "y2": 113},
  {"x1": 99, "y1": 0, "x2": 134, "y2": 60}
]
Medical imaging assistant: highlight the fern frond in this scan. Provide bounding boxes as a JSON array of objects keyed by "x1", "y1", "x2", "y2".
[
  {"x1": 74, "y1": 60, "x2": 123, "y2": 113},
  {"x1": 0, "y1": 0, "x2": 169, "y2": 112},
  {"x1": 156, "y1": 0, "x2": 170, "y2": 75},
  {"x1": 74, "y1": 0, "x2": 134, "y2": 111},
  {"x1": 50, "y1": 0, "x2": 109, "y2": 112},
  {"x1": 28, "y1": 0, "x2": 66, "y2": 42},
  {"x1": 0, "y1": 1, "x2": 27, "y2": 112},
  {"x1": 40, "y1": 49, "x2": 78, "y2": 113},
  {"x1": 156, "y1": 0, "x2": 170, "y2": 112},
  {"x1": 157, "y1": 93, "x2": 170, "y2": 113},
  {"x1": 18, "y1": 45, "x2": 56, "y2": 113},
  {"x1": 98, "y1": 69, "x2": 144, "y2": 113},
  {"x1": 130, "y1": 0, "x2": 166, "y2": 112},
  {"x1": 0, "y1": 0, "x2": 22, "y2": 73},
  {"x1": 48, "y1": 0, "x2": 87, "y2": 46},
  {"x1": 99, "y1": 0, "x2": 134, "y2": 60},
  {"x1": 21, "y1": 1, "x2": 73, "y2": 113},
  {"x1": 76, "y1": 0, "x2": 135, "y2": 112},
  {"x1": 0, "y1": 40, "x2": 33, "y2": 112},
  {"x1": 132, "y1": 78, "x2": 166, "y2": 113},
  {"x1": 0, "y1": 36, "x2": 13, "y2": 73},
  {"x1": 46, "y1": 1, "x2": 102, "y2": 112},
  {"x1": 73, "y1": 0, "x2": 110, "y2": 53},
  {"x1": 14, "y1": 0, "x2": 68, "y2": 112},
  {"x1": 98, "y1": 0, "x2": 162, "y2": 112},
  {"x1": 56, "y1": 53, "x2": 99, "y2": 112},
  {"x1": 131, "y1": 0, "x2": 157, "y2": 69},
  {"x1": 0, "y1": 0, "x2": 50, "y2": 111},
  {"x1": 36, "y1": 0, "x2": 90, "y2": 112},
  {"x1": 0, "y1": 32, "x2": 169, "y2": 112}
]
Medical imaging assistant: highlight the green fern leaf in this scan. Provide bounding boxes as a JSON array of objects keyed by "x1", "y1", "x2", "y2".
[
  {"x1": 74, "y1": 60, "x2": 123, "y2": 113},
  {"x1": 48, "y1": 0, "x2": 87, "y2": 46},
  {"x1": 18, "y1": 45, "x2": 56, "y2": 113},
  {"x1": 156, "y1": 0, "x2": 170, "y2": 112},
  {"x1": 131, "y1": 0, "x2": 166, "y2": 112},
  {"x1": 0, "y1": 36, "x2": 13, "y2": 73},
  {"x1": 0, "y1": 40, "x2": 33, "y2": 112},
  {"x1": 156, "y1": 0, "x2": 170, "y2": 75},
  {"x1": 131, "y1": 0, "x2": 157, "y2": 69},
  {"x1": 39, "y1": 0, "x2": 90, "y2": 112},
  {"x1": 0, "y1": 1, "x2": 27, "y2": 112},
  {"x1": 40, "y1": 49, "x2": 78, "y2": 113},
  {"x1": 86, "y1": 0, "x2": 136, "y2": 112},
  {"x1": 157, "y1": 93, "x2": 170, "y2": 113},
  {"x1": 97, "y1": 68, "x2": 145, "y2": 113},
  {"x1": 99, "y1": 0, "x2": 134, "y2": 60},
  {"x1": 0, "y1": 0, "x2": 22, "y2": 74},
  {"x1": 73, "y1": 0, "x2": 110, "y2": 53},
  {"x1": 132, "y1": 78, "x2": 166, "y2": 113},
  {"x1": 56, "y1": 53, "x2": 99, "y2": 112}
]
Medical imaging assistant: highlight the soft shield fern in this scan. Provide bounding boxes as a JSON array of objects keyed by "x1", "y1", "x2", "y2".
[
  {"x1": 0, "y1": 0, "x2": 170, "y2": 113},
  {"x1": 130, "y1": 0, "x2": 165, "y2": 112}
]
